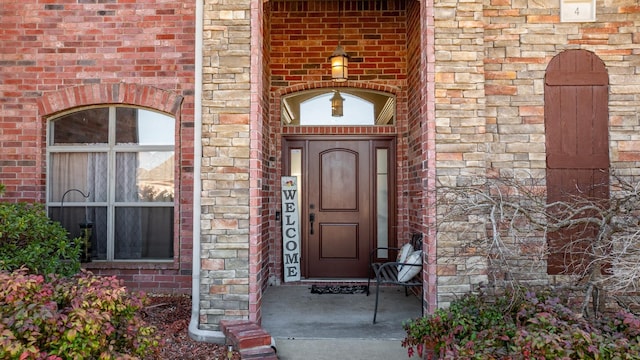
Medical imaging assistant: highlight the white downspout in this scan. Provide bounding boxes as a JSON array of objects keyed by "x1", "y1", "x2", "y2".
[{"x1": 188, "y1": 0, "x2": 225, "y2": 343}]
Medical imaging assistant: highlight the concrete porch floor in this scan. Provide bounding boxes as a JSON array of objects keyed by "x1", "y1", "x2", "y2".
[{"x1": 261, "y1": 284, "x2": 422, "y2": 360}]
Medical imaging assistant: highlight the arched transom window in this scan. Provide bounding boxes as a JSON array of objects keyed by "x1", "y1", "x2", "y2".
[{"x1": 282, "y1": 88, "x2": 396, "y2": 126}]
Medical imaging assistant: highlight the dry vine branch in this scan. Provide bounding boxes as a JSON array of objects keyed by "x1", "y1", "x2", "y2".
[{"x1": 436, "y1": 173, "x2": 640, "y2": 317}]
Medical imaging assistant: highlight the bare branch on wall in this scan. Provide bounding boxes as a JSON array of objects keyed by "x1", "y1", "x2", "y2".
[{"x1": 435, "y1": 172, "x2": 640, "y2": 316}]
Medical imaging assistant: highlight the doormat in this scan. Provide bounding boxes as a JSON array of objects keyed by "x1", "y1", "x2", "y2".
[{"x1": 310, "y1": 285, "x2": 369, "y2": 295}]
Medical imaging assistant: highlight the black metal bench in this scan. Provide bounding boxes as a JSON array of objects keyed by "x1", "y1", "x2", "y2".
[{"x1": 367, "y1": 233, "x2": 423, "y2": 324}]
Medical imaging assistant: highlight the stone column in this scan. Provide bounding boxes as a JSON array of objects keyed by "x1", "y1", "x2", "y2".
[{"x1": 200, "y1": 0, "x2": 252, "y2": 331}]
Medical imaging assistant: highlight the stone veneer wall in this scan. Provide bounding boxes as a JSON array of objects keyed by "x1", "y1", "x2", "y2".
[
  {"x1": 434, "y1": 0, "x2": 640, "y2": 307},
  {"x1": 200, "y1": 0, "x2": 256, "y2": 330},
  {"x1": 434, "y1": 0, "x2": 489, "y2": 307},
  {"x1": 198, "y1": 0, "x2": 640, "y2": 326}
]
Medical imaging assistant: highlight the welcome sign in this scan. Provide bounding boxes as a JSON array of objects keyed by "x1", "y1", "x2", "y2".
[{"x1": 281, "y1": 176, "x2": 301, "y2": 282}]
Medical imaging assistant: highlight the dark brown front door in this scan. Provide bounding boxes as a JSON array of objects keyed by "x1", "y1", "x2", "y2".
[
  {"x1": 307, "y1": 140, "x2": 371, "y2": 277},
  {"x1": 283, "y1": 137, "x2": 395, "y2": 278}
]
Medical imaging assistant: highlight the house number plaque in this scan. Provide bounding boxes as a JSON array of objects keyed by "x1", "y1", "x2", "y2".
[{"x1": 561, "y1": 0, "x2": 596, "y2": 22}]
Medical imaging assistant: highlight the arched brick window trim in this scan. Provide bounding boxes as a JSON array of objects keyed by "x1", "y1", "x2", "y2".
[
  {"x1": 275, "y1": 81, "x2": 400, "y2": 98},
  {"x1": 38, "y1": 84, "x2": 184, "y2": 118},
  {"x1": 38, "y1": 83, "x2": 185, "y2": 264}
]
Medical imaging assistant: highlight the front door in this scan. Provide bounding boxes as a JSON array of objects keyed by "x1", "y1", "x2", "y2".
[
  {"x1": 308, "y1": 140, "x2": 371, "y2": 277},
  {"x1": 284, "y1": 137, "x2": 395, "y2": 278}
]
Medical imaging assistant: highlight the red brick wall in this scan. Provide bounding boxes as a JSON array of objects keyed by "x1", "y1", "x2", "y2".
[
  {"x1": 269, "y1": 0, "x2": 407, "y2": 87},
  {"x1": 0, "y1": 0, "x2": 195, "y2": 294},
  {"x1": 405, "y1": 0, "x2": 423, "y2": 237},
  {"x1": 249, "y1": 0, "x2": 272, "y2": 323}
]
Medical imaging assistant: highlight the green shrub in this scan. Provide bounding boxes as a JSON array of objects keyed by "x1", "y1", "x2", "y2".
[
  {"x1": 0, "y1": 202, "x2": 81, "y2": 276},
  {"x1": 0, "y1": 269, "x2": 159, "y2": 359},
  {"x1": 402, "y1": 288, "x2": 640, "y2": 359}
]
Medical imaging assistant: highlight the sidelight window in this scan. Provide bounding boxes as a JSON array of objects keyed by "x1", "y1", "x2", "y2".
[{"x1": 376, "y1": 148, "x2": 389, "y2": 258}]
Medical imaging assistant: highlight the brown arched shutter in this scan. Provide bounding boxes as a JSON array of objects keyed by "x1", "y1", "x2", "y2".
[{"x1": 545, "y1": 49, "x2": 609, "y2": 275}]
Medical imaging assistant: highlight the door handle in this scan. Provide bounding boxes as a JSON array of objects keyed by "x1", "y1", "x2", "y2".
[{"x1": 309, "y1": 213, "x2": 315, "y2": 234}]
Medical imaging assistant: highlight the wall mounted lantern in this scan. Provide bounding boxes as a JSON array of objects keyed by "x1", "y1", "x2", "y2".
[
  {"x1": 330, "y1": 90, "x2": 345, "y2": 117},
  {"x1": 329, "y1": 0, "x2": 349, "y2": 82},
  {"x1": 330, "y1": 45, "x2": 349, "y2": 82}
]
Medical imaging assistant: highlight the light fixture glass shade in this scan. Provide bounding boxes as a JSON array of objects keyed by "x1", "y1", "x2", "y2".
[
  {"x1": 329, "y1": 45, "x2": 349, "y2": 82},
  {"x1": 330, "y1": 91, "x2": 345, "y2": 117}
]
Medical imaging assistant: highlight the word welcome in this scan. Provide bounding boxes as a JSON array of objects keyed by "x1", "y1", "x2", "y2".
[{"x1": 281, "y1": 177, "x2": 301, "y2": 282}]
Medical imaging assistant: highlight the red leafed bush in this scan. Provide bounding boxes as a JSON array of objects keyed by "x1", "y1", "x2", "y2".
[
  {"x1": 0, "y1": 269, "x2": 159, "y2": 360},
  {"x1": 402, "y1": 288, "x2": 640, "y2": 359}
]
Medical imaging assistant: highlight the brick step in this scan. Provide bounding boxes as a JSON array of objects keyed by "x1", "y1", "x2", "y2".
[
  {"x1": 220, "y1": 320, "x2": 277, "y2": 359},
  {"x1": 239, "y1": 345, "x2": 278, "y2": 360}
]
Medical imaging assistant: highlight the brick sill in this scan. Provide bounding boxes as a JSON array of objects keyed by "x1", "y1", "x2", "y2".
[{"x1": 82, "y1": 260, "x2": 177, "y2": 271}]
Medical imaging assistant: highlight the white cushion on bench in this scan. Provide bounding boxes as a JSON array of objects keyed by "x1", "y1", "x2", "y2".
[
  {"x1": 397, "y1": 250, "x2": 422, "y2": 282},
  {"x1": 396, "y1": 243, "x2": 414, "y2": 272}
]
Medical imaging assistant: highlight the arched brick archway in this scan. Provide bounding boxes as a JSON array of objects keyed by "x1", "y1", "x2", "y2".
[{"x1": 275, "y1": 81, "x2": 401, "y2": 98}]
